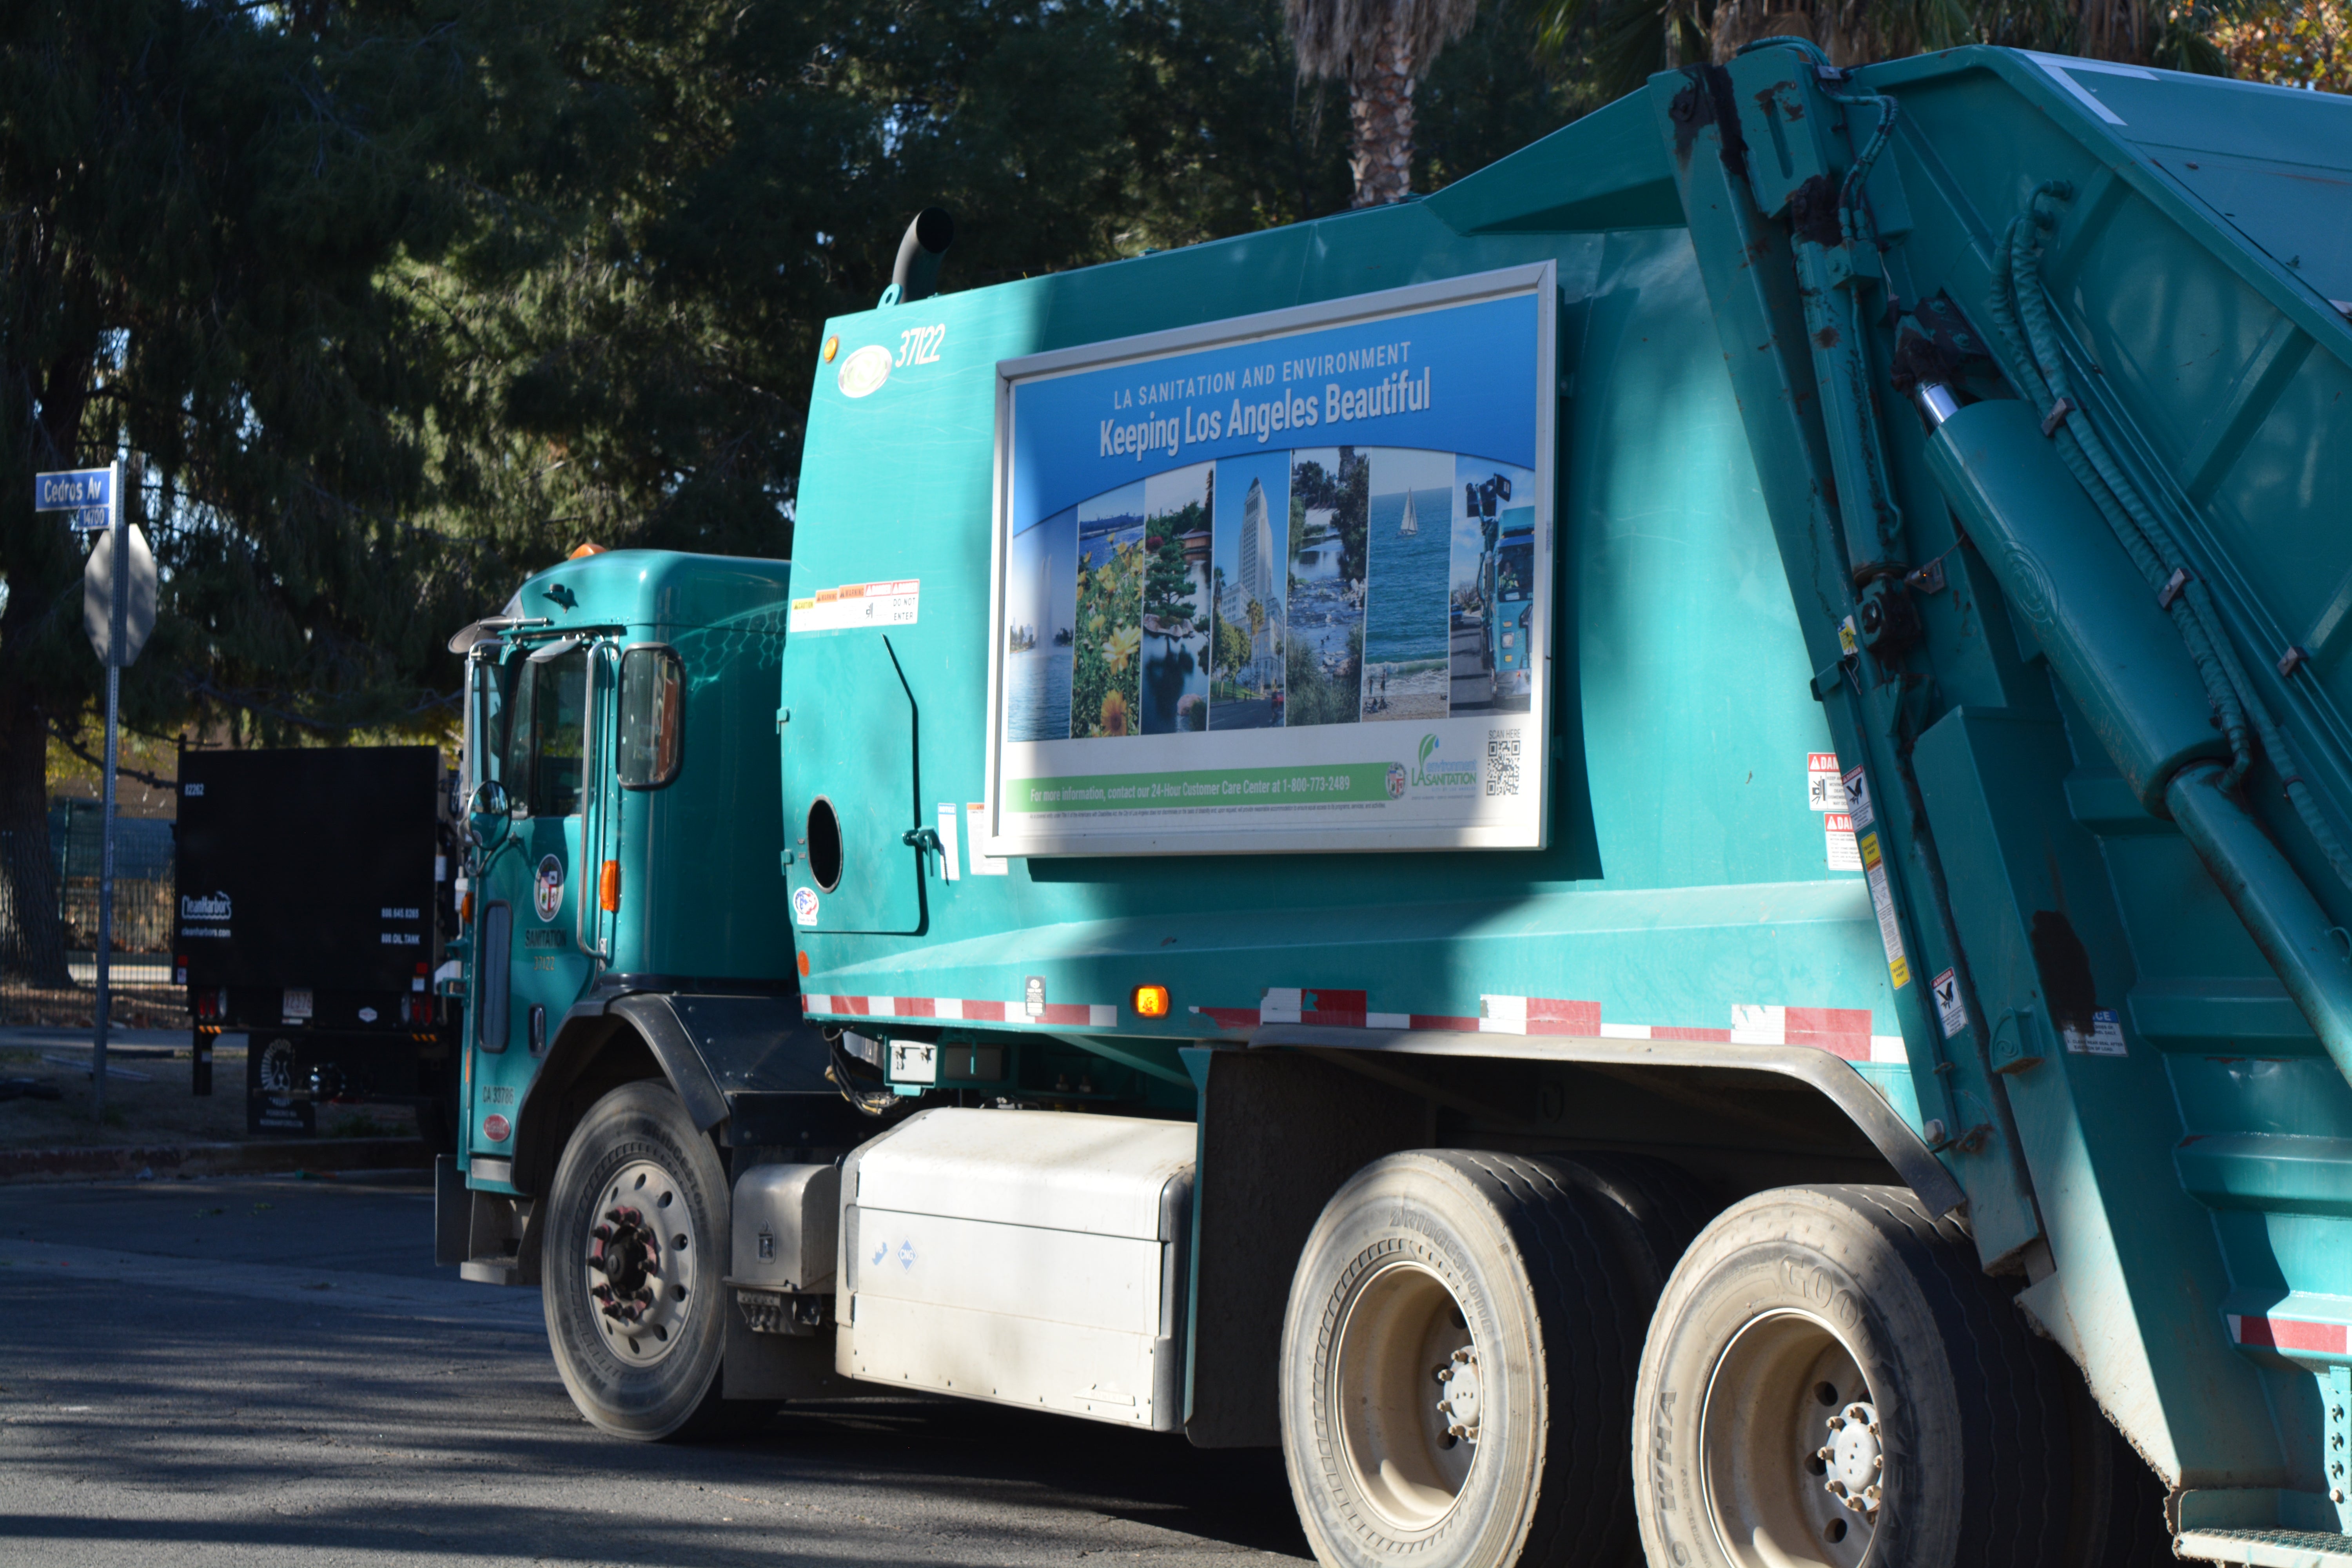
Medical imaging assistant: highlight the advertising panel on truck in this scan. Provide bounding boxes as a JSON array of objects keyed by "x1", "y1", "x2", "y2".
[{"x1": 982, "y1": 263, "x2": 1556, "y2": 856}]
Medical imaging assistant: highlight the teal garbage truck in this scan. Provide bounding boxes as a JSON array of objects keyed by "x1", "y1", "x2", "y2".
[{"x1": 436, "y1": 43, "x2": 2352, "y2": 1568}]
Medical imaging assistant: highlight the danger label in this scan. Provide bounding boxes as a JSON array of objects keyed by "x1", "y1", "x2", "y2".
[
  {"x1": 1808, "y1": 753, "x2": 1848, "y2": 812},
  {"x1": 1825, "y1": 812, "x2": 1861, "y2": 871}
]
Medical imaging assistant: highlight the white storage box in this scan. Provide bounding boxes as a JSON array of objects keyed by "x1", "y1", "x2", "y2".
[{"x1": 836, "y1": 1107, "x2": 1195, "y2": 1429}]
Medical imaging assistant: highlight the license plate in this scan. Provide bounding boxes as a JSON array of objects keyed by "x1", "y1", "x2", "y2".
[{"x1": 282, "y1": 989, "x2": 314, "y2": 1021}]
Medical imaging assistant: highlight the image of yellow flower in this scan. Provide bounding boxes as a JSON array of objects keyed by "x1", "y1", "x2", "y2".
[
  {"x1": 1104, "y1": 625, "x2": 1141, "y2": 672},
  {"x1": 1098, "y1": 691, "x2": 1129, "y2": 735}
]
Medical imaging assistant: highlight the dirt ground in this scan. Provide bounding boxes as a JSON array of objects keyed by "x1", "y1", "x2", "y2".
[{"x1": 0, "y1": 1041, "x2": 416, "y2": 1150}]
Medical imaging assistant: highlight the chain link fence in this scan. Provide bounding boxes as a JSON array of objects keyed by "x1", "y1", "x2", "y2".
[{"x1": 0, "y1": 801, "x2": 184, "y2": 1029}]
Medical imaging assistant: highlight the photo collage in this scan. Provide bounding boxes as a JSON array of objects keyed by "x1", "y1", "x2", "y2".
[{"x1": 1006, "y1": 447, "x2": 1537, "y2": 742}]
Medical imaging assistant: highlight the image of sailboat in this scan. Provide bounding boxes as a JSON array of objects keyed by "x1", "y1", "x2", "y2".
[{"x1": 1398, "y1": 488, "x2": 1418, "y2": 536}]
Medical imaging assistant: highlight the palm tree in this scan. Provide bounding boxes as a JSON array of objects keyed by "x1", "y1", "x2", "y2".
[
  {"x1": 1285, "y1": 0, "x2": 1480, "y2": 205},
  {"x1": 1536, "y1": 0, "x2": 2231, "y2": 107}
]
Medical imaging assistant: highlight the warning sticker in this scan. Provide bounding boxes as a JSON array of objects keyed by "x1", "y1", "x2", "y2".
[
  {"x1": 1932, "y1": 967, "x2": 1967, "y2": 1038},
  {"x1": 2065, "y1": 1008, "x2": 2128, "y2": 1056},
  {"x1": 1858, "y1": 831, "x2": 1911, "y2": 988},
  {"x1": 1808, "y1": 754, "x2": 1848, "y2": 812},
  {"x1": 788, "y1": 579, "x2": 920, "y2": 634},
  {"x1": 965, "y1": 803, "x2": 1007, "y2": 875},
  {"x1": 1825, "y1": 812, "x2": 1861, "y2": 871},
  {"x1": 1843, "y1": 767, "x2": 1875, "y2": 831}
]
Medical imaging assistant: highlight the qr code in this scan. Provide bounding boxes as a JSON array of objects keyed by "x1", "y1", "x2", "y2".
[{"x1": 1486, "y1": 730, "x2": 1521, "y2": 797}]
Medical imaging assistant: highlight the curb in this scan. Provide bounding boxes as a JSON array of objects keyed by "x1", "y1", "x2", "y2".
[{"x1": 0, "y1": 1137, "x2": 433, "y2": 1183}]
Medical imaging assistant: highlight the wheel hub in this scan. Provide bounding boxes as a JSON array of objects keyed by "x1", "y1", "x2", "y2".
[
  {"x1": 583, "y1": 1160, "x2": 697, "y2": 1364},
  {"x1": 1436, "y1": 1346, "x2": 1482, "y2": 1441},
  {"x1": 1698, "y1": 1310, "x2": 1880, "y2": 1566},
  {"x1": 1820, "y1": 1401, "x2": 1884, "y2": 1513},
  {"x1": 1331, "y1": 1260, "x2": 1480, "y2": 1533}
]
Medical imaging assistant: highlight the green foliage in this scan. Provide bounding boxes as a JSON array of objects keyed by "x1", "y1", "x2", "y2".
[
  {"x1": 1215, "y1": 614, "x2": 1256, "y2": 682},
  {"x1": 1144, "y1": 515, "x2": 1204, "y2": 636},
  {"x1": 1292, "y1": 451, "x2": 1369, "y2": 583},
  {"x1": 1285, "y1": 621, "x2": 1363, "y2": 725}
]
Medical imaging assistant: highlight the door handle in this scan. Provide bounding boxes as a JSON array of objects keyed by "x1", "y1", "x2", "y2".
[{"x1": 902, "y1": 827, "x2": 943, "y2": 853}]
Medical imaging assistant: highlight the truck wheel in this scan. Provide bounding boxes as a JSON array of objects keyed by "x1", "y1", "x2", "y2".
[
  {"x1": 1633, "y1": 1184, "x2": 2071, "y2": 1568},
  {"x1": 1280, "y1": 1150, "x2": 1640, "y2": 1568},
  {"x1": 543, "y1": 1080, "x2": 735, "y2": 1441}
]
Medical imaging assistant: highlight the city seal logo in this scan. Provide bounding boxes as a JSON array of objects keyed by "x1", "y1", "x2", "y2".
[
  {"x1": 534, "y1": 855, "x2": 564, "y2": 921},
  {"x1": 837, "y1": 343, "x2": 892, "y2": 399},
  {"x1": 793, "y1": 886, "x2": 820, "y2": 927},
  {"x1": 1386, "y1": 762, "x2": 1409, "y2": 800}
]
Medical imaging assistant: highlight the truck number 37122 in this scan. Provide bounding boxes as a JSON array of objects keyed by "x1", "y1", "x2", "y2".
[{"x1": 896, "y1": 324, "x2": 944, "y2": 366}]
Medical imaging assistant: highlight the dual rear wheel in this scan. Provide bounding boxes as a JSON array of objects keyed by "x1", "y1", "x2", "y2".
[{"x1": 1282, "y1": 1161, "x2": 2155, "y2": 1568}]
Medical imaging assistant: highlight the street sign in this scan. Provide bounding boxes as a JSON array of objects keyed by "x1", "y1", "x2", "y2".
[
  {"x1": 83, "y1": 524, "x2": 157, "y2": 666},
  {"x1": 33, "y1": 468, "x2": 111, "y2": 512}
]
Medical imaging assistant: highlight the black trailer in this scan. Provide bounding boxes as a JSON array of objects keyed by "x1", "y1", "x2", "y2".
[{"x1": 173, "y1": 746, "x2": 460, "y2": 1147}]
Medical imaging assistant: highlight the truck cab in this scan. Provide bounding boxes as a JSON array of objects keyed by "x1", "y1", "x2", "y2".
[{"x1": 436, "y1": 550, "x2": 851, "y2": 1304}]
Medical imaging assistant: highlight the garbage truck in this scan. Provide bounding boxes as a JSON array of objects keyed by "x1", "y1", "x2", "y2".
[{"x1": 434, "y1": 42, "x2": 2352, "y2": 1568}]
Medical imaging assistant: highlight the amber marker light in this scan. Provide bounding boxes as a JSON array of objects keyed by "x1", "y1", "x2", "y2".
[
  {"x1": 1132, "y1": 984, "x2": 1171, "y2": 1019},
  {"x1": 797, "y1": 950, "x2": 811, "y2": 978},
  {"x1": 599, "y1": 860, "x2": 621, "y2": 912},
  {"x1": 822, "y1": 336, "x2": 840, "y2": 363}
]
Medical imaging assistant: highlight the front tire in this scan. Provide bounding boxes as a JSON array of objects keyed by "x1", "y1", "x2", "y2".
[
  {"x1": 1634, "y1": 1184, "x2": 2071, "y2": 1568},
  {"x1": 543, "y1": 1080, "x2": 735, "y2": 1441},
  {"x1": 1279, "y1": 1150, "x2": 1641, "y2": 1568}
]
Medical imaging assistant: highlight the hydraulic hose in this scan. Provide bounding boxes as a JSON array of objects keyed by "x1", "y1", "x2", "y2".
[{"x1": 1985, "y1": 183, "x2": 2352, "y2": 890}]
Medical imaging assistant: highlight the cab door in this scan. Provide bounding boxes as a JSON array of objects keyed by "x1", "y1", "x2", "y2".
[
  {"x1": 465, "y1": 637, "x2": 605, "y2": 1164},
  {"x1": 503, "y1": 638, "x2": 603, "y2": 1046}
]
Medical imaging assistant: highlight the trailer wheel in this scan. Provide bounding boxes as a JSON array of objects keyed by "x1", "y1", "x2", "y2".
[
  {"x1": 543, "y1": 1080, "x2": 737, "y2": 1441},
  {"x1": 1280, "y1": 1150, "x2": 1640, "y2": 1568},
  {"x1": 1633, "y1": 1184, "x2": 2071, "y2": 1568}
]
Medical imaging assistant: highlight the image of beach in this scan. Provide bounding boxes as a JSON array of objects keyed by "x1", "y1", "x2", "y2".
[
  {"x1": 1209, "y1": 452, "x2": 1289, "y2": 729},
  {"x1": 1070, "y1": 481, "x2": 1147, "y2": 738},
  {"x1": 1006, "y1": 505, "x2": 1078, "y2": 740},
  {"x1": 1360, "y1": 448, "x2": 1455, "y2": 722},
  {"x1": 1140, "y1": 463, "x2": 1213, "y2": 735},
  {"x1": 1285, "y1": 447, "x2": 1367, "y2": 727},
  {"x1": 1450, "y1": 456, "x2": 1539, "y2": 715}
]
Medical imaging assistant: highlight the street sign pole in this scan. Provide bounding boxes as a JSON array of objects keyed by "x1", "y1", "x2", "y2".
[
  {"x1": 33, "y1": 462, "x2": 130, "y2": 1124},
  {"x1": 94, "y1": 462, "x2": 123, "y2": 1124}
]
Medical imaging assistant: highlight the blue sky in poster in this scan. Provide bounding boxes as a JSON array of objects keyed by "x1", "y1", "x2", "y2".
[{"x1": 1007, "y1": 291, "x2": 1539, "y2": 532}]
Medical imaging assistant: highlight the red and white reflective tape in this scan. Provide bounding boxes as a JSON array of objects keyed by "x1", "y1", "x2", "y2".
[
  {"x1": 802, "y1": 994, "x2": 1118, "y2": 1029},
  {"x1": 1194, "y1": 991, "x2": 1904, "y2": 1063},
  {"x1": 2228, "y1": 1313, "x2": 2350, "y2": 1355}
]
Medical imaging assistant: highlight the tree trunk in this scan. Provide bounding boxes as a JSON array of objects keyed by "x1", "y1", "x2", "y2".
[
  {"x1": 1347, "y1": 14, "x2": 1417, "y2": 207},
  {"x1": 1708, "y1": 0, "x2": 1890, "y2": 68},
  {"x1": 0, "y1": 686, "x2": 69, "y2": 989}
]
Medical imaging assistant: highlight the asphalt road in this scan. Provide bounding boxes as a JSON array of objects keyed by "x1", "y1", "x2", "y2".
[{"x1": 0, "y1": 1171, "x2": 1309, "y2": 1566}]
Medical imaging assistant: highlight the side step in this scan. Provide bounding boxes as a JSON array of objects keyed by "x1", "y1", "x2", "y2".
[{"x1": 2180, "y1": 1528, "x2": 2352, "y2": 1567}]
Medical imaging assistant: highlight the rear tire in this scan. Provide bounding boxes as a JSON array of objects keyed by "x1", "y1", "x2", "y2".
[
  {"x1": 1279, "y1": 1150, "x2": 1641, "y2": 1568},
  {"x1": 1633, "y1": 1183, "x2": 2071, "y2": 1568},
  {"x1": 543, "y1": 1080, "x2": 737, "y2": 1441}
]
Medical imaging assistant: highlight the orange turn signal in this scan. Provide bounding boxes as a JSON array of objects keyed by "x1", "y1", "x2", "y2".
[
  {"x1": 461, "y1": 891, "x2": 474, "y2": 924},
  {"x1": 1132, "y1": 984, "x2": 1171, "y2": 1019},
  {"x1": 797, "y1": 950, "x2": 811, "y2": 978},
  {"x1": 599, "y1": 859, "x2": 621, "y2": 912}
]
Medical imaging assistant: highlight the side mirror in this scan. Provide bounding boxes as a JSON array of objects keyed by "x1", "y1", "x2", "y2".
[{"x1": 467, "y1": 780, "x2": 511, "y2": 849}]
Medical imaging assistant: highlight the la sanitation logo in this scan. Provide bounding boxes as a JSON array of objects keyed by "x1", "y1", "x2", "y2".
[{"x1": 1413, "y1": 735, "x2": 1477, "y2": 792}]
